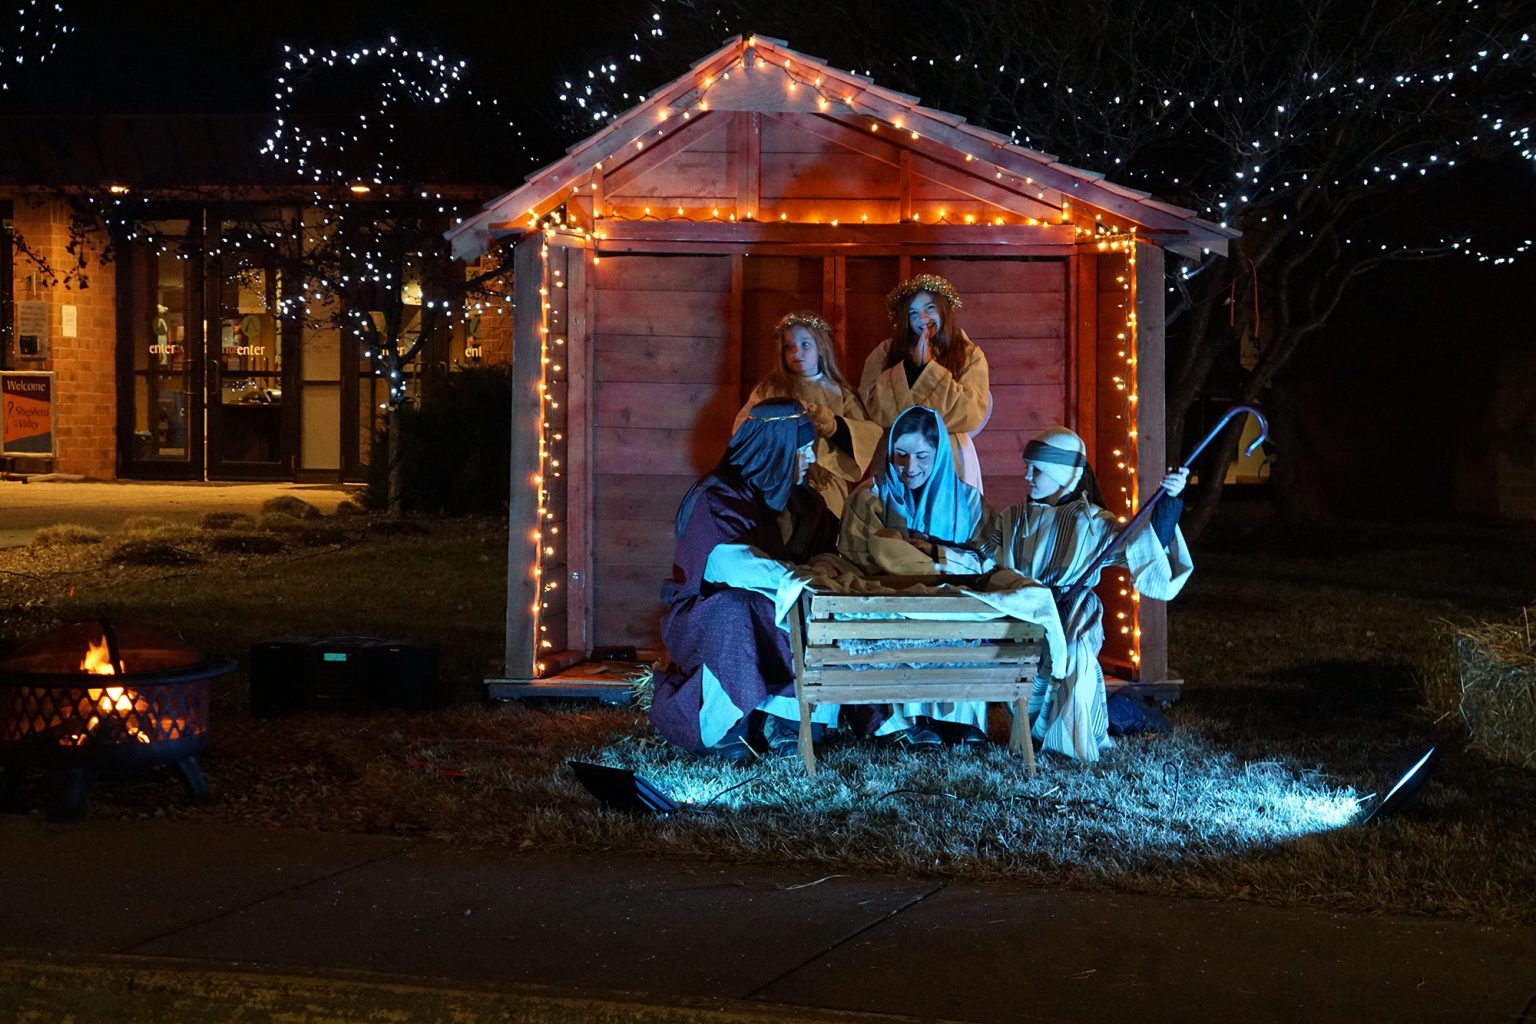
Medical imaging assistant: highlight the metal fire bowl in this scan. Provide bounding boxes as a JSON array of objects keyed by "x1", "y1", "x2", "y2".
[{"x1": 0, "y1": 657, "x2": 234, "y2": 770}]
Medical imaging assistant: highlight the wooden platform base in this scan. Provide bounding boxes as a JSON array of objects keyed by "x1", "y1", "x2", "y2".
[
  {"x1": 485, "y1": 658, "x2": 653, "y2": 704},
  {"x1": 485, "y1": 665, "x2": 1182, "y2": 706},
  {"x1": 1107, "y1": 676, "x2": 1184, "y2": 704}
]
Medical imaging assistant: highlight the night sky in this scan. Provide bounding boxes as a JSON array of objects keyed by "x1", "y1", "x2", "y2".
[{"x1": 9, "y1": 1, "x2": 1536, "y2": 519}]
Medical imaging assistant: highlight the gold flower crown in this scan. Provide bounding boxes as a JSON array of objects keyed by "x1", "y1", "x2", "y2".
[
  {"x1": 774, "y1": 311, "x2": 832, "y2": 337},
  {"x1": 886, "y1": 274, "x2": 963, "y2": 324}
]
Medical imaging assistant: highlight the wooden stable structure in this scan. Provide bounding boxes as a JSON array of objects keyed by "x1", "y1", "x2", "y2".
[{"x1": 447, "y1": 36, "x2": 1234, "y2": 694}]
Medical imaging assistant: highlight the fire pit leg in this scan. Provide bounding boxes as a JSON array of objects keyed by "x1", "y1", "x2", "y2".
[
  {"x1": 1, "y1": 763, "x2": 25, "y2": 811},
  {"x1": 46, "y1": 768, "x2": 96, "y2": 821},
  {"x1": 175, "y1": 757, "x2": 210, "y2": 805}
]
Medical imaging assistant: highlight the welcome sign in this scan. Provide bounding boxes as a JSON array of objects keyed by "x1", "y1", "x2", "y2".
[{"x1": 1, "y1": 372, "x2": 56, "y2": 456}]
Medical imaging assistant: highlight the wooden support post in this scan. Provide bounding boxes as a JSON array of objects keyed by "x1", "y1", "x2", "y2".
[
  {"x1": 735, "y1": 112, "x2": 761, "y2": 220},
  {"x1": 898, "y1": 150, "x2": 913, "y2": 223},
  {"x1": 1134, "y1": 241, "x2": 1169, "y2": 685},
  {"x1": 565, "y1": 242, "x2": 594, "y2": 659},
  {"x1": 831, "y1": 256, "x2": 847, "y2": 365},
  {"x1": 505, "y1": 233, "x2": 546, "y2": 680},
  {"x1": 730, "y1": 253, "x2": 746, "y2": 404},
  {"x1": 1073, "y1": 249, "x2": 1098, "y2": 450}
]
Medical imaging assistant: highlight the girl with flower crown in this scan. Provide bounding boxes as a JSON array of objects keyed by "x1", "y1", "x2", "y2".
[
  {"x1": 858, "y1": 274, "x2": 992, "y2": 491},
  {"x1": 733, "y1": 312, "x2": 883, "y2": 518}
]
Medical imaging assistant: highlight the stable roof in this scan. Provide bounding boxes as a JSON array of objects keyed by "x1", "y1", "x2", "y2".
[{"x1": 449, "y1": 35, "x2": 1236, "y2": 260}]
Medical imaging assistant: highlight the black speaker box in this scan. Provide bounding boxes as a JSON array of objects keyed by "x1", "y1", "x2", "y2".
[{"x1": 250, "y1": 637, "x2": 439, "y2": 717}]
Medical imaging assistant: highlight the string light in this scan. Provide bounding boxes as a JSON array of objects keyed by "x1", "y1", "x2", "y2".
[{"x1": 0, "y1": 1, "x2": 70, "y2": 93}]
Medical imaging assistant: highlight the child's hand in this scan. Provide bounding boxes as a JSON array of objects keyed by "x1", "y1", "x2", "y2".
[
  {"x1": 1160, "y1": 467, "x2": 1190, "y2": 498},
  {"x1": 805, "y1": 403, "x2": 837, "y2": 438}
]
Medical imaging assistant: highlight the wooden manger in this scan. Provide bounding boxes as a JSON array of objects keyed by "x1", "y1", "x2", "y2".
[{"x1": 788, "y1": 584, "x2": 1046, "y2": 775}]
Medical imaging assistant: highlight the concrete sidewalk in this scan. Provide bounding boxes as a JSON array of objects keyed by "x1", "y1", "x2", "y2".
[
  {"x1": 0, "y1": 479, "x2": 363, "y2": 548},
  {"x1": 1, "y1": 817, "x2": 1533, "y2": 1024}
]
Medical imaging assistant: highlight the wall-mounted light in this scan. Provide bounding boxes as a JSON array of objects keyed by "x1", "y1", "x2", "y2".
[{"x1": 349, "y1": 183, "x2": 372, "y2": 195}]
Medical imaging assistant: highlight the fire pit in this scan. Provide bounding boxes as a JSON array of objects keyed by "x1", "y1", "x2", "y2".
[{"x1": 0, "y1": 619, "x2": 234, "y2": 820}]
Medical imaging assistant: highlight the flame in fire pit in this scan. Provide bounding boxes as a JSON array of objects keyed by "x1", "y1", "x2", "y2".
[
  {"x1": 56, "y1": 634, "x2": 152, "y2": 745},
  {"x1": 81, "y1": 635, "x2": 117, "y2": 675}
]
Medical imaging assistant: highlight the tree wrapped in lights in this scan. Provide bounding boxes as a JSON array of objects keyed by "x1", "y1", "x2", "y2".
[
  {"x1": 262, "y1": 38, "x2": 517, "y2": 514},
  {"x1": 1, "y1": 0, "x2": 70, "y2": 93},
  {"x1": 556, "y1": 0, "x2": 1536, "y2": 527}
]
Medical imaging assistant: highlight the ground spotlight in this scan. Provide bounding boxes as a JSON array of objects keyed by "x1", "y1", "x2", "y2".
[
  {"x1": 568, "y1": 761, "x2": 680, "y2": 816},
  {"x1": 1363, "y1": 745, "x2": 1440, "y2": 824}
]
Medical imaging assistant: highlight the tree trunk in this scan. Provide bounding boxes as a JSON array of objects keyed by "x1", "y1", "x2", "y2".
[{"x1": 386, "y1": 407, "x2": 404, "y2": 520}]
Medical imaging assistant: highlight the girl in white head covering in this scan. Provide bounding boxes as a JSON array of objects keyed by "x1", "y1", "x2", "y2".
[{"x1": 987, "y1": 425, "x2": 1192, "y2": 763}]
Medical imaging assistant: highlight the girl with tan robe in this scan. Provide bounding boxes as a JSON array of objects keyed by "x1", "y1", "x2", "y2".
[
  {"x1": 733, "y1": 312, "x2": 882, "y2": 518},
  {"x1": 858, "y1": 274, "x2": 992, "y2": 491}
]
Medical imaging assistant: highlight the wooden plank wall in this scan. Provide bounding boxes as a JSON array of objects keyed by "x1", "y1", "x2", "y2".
[{"x1": 591, "y1": 253, "x2": 738, "y2": 647}]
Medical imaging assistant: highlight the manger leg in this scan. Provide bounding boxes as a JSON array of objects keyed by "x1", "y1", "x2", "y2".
[
  {"x1": 1011, "y1": 696, "x2": 1036, "y2": 778},
  {"x1": 798, "y1": 697, "x2": 817, "y2": 776}
]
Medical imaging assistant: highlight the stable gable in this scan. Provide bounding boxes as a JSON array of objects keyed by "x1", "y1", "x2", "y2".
[{"x1": 595, "y1": 107, "x2": 1073, "y2": 228}]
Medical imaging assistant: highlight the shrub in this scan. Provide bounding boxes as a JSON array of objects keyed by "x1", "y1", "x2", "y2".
[
  {"x1": 200, "y1": 511, "x2": 258, "y2": 531},
  {"x1": 31, "y1": 524, "x2": 103, "y2": 547},
  {"x1": 107, "y1": 537, "x2": 199, "y2": 566},
  {"x1": 260, "y1": 495, "x2": 323, "y2": 520},
  {"x1": 207, "y1": 531, "x2": 285, "y2": 555},
  {"x1": 120, "y1": 515, "x2": 171, "y2": 534},
  {"x1": 367, "y1": 364, "x2": 511, "y2": 516}
]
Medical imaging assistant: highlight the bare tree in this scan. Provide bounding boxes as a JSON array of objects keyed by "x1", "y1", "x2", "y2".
[{"x1": 261, "y1": 39, "x2": 517, "y2": 515}]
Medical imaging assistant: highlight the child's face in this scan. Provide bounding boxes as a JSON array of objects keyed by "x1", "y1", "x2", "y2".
[
  {"x1": 782, "y1": 327, "x2": 820, "y2": 377},
  {"x1": 907, "y1": 292, "x2": 941, "y2": 340},
  {"x1": 1024, "y1": 461, "x2": 1067, "y2": 503}
]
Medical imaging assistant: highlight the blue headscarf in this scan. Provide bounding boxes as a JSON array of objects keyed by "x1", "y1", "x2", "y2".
[
  {"x1": 870, "y1": 405, "x2": 982, "y2": 545},
  {"x1": 674, "y1": 397, "x2": 814, "y2": 537}
]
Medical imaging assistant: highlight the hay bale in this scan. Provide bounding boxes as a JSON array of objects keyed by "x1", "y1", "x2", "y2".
[
  {"x1": 107, "y1": 537, "x2": 199, "y2": 566},
  {"x1": 1451, "y1": 620, "x2": 1536, "y2": 769},
  {"x1": 260, "y1": 495, "x2": 323, "y2": 520},
  {"x1": 200, "y1": 511, "x2": 258, "y2": 531},
  {"x1": 207, "y1": 531, "x2": 285, "y2": 555},
  {"x1": 30, "y1": 524, "x2": 103, "y2": 547}
]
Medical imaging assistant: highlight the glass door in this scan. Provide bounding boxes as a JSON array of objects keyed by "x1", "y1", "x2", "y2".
[
  {"x1": 118, "y1": 218, "x2": 203, "y2": 478},
  {"x1": 208, "y1": 217, "x2": 289, "y2": 477}
]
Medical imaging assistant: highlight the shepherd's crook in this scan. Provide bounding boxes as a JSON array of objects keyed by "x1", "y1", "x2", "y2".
[{"x1": 1059, "y1": 404, "x2": 1269, "y2": 607}]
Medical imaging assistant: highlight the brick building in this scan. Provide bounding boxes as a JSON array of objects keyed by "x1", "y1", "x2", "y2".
[{"x1": 1, "y1": 115, "x2": 511, "y2": 481}]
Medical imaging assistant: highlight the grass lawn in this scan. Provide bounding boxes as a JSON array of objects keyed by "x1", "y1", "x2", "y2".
[{"x1": 2, "y1": 501, "x2": 1533, "y2": 923}]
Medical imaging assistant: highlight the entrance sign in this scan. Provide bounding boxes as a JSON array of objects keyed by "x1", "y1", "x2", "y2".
[
  {"x1": 1, "y1": 371, "x2": 56, "y2": 456},
  {"x1": 15, "y1": 301, "x2": 49, "y2": 360}
]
